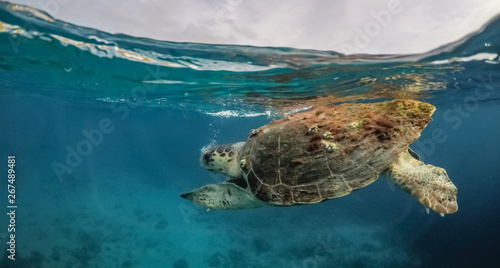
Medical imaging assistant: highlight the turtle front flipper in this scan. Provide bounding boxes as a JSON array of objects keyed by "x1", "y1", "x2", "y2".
[
  {"x1": 180, "y1": 183, "x2": 264, "y2": 210},
  {"x1": 383, "y1": 150, "x2": 458, "y2": 216}
]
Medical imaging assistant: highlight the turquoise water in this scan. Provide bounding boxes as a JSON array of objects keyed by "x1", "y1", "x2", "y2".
[{"x1": 1, "y1": 2, "x2": 500, "y2": 267}]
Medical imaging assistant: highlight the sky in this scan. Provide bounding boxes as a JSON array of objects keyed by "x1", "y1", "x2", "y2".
[{"x1": 7, "y1": 0, "x2": 500, "y2": 54}]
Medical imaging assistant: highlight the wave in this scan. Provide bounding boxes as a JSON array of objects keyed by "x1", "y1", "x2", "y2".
[{"x1": 0, "y1": 2, "x2": 499, "y2": 116}]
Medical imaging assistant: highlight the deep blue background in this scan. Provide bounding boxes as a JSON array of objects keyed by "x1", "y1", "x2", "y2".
[{"x1": 1, "y1": 88, "x2": 500, "y2": 267}]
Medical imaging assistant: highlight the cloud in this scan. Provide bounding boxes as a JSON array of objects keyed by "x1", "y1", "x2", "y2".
[{"x1": 8, "y1": 0, "x2": 500, "y2": 54}]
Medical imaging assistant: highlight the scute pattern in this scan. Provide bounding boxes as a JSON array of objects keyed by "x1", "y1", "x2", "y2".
[{"x1": 240, "y1": 100, "x2": 435, "y2": 205}]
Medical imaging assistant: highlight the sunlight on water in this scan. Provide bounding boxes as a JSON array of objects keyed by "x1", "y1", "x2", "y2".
[{"x1": 1, "y1": 2, "x2": 499, "y2": 115}]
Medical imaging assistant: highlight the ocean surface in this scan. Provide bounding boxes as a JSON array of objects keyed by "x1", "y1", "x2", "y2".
[{"x1": 1, "y1": 2, "x2": 500, "y2": 267}]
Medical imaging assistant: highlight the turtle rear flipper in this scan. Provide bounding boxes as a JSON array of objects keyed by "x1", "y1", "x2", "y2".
[
  {"x1": 383, "y1": 150, "x2": 458, "y2": 215},
  {"x1": 180, "y1": 183, "x2": 263, "y2": 210}
]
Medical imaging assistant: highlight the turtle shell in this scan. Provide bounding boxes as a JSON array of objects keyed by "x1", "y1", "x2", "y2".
[{"x1": 239, "y1": 99, "x2": 435, "y2": 205}]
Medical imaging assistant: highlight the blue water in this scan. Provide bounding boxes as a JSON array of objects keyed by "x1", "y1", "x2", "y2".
[{"x1": 1, "y1": 2, "x2": 500, "y2": 267}]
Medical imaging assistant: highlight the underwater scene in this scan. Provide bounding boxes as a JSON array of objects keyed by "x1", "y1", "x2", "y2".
[{"x1": 1, "y1": 2, "x2": 500, "y2": 268}]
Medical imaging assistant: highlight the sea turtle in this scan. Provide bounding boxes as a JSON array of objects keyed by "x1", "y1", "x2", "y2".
[{"x1": 181, "y1": 99, "x2": 458, "y2": 216}]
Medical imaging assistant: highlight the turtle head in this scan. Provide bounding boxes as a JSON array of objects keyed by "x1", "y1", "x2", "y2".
[{"x1": 200, "y1": 142, "x2": 245, "y2": 178}]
